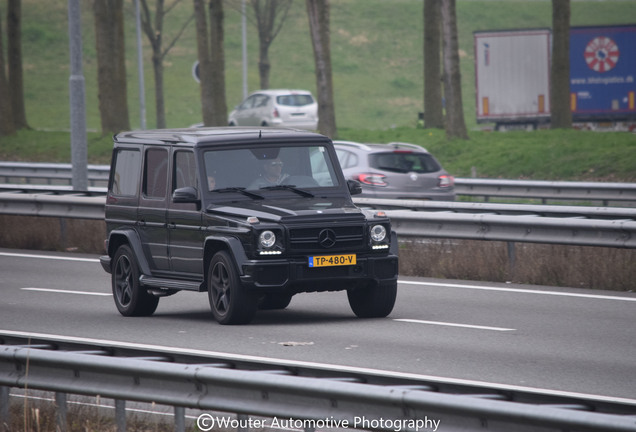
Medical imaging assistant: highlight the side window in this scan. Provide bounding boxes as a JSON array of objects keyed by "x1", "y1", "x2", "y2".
[
  {"x1": 336, "y1": 149, "x2": 358, "y2": 169},
  {"x1": 256, "y1": 95, "x2": 269, "y2": 107},
  {"x1": 143, "y1": 148, "x2": 169, "y2": 199},
  {"x1": 308, "y1": 146, "x2": 338, "y2": 187},
  {"x1": 111, "y1": 149, "x2": 140, "y2": 196},
  {"x1": 240, "y1": 95, "x2": 255, "y2": 110},
  {"x1": 174, "y1": 151, "x2": 197, "y2": 191}
]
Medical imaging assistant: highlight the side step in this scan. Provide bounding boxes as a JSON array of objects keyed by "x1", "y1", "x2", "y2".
[{"x1": 139, "y1": 275, "x2": 203, "y2": 292}]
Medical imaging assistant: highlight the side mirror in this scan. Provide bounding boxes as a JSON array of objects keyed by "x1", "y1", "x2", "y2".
[
  {"x1": 172, "y1": 186, "x2": 199, "y2": 204},
  {"x1": 347, "y1": 180, "x2": 362, "y2": 196}
]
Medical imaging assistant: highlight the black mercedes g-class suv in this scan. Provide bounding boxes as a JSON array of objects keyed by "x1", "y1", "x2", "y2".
[{"x1": 100, "y1": 127, "x2": 398, "y2": 324}]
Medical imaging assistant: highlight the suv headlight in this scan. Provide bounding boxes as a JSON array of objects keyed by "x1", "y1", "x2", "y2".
[
  {"x1": 256, "y1": 229, "x2": 283, "y2": 255},
  {"x1": 370, "y1": 224, "x2": 387, "y2": 242},
  {"x1": 259, "y1": 230, "x2": 276, "y2": 248}
]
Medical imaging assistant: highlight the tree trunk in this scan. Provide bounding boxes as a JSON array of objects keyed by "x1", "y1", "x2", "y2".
[
  {"x1": 7, "y1": 0, "x2": 27, "y2": 129},
  {"x1": 551, "y1": 0, "x2": 572, "y2": 129},
  {"x1": 423, "y1": 0, "x2": 443, "y2": 129},
  {"x1": 141, "y1": 0, "x2": 166, "y2": 128},
  {"x1": 208, "y1": 0, "x2": 227, "y2": 126},
  {"x1": 252, "y1": 0, "x2": 292, "y2": 90},
  {"x1": 440, "y1": 0, "x2": 468, "y2": 140},
  {"x1": 152, "y1": 53, "x2": 166, "y2": 129},
  {"x1": 306, "y1": 0, "x2": 336, "y2": 138},
  {"x1": 94, "y1": 0, "x2": 130, "y2": 135},
  {"x1": 194, "y1": 0, "x2": 214, "y2": 126},
  {"x1": 194, "y1": 0, "x2": 227, "y2": 127},
  {"x1": 140, "y1": 0, "x2": 193, "y2": 129},
  {"x1": 0, "y1": 9, "x2": 16, "y2": 136},
  {"x1": 258, "y1": 40, "x2": 271, "y2": 90}
]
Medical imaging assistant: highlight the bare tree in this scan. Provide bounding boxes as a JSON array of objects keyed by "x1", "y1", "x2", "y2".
[
  {"x1": 251, "y1": 0, "x2": 292, "y2": 89},
  {"x1": 551, "y1": 0, "x2": 572, "y2": 129},
  {"x1": 194, "y1": 0, "x2": 228, "y2": 126},
  {"x1": 0, "y1": 7, "x2": 16, "y2": 136},
  {"x1": 94, "y1": 0, "x2": 130, "y2": 135},
  {"x1": 423, "y1": 0, "x2": 443, "y2": 129},
  {"x1": 306, "y1": 0, "x2": 336, "y2": 138},
  {"x1": 139, "y1": 0, "x2": 194, "y2": 129},
  {"x1": 7, "y1": 0, "x2": 27, "y2": 129},
  {"x1": 440, "y1": 0, "x2": 468, "y2": 139}
]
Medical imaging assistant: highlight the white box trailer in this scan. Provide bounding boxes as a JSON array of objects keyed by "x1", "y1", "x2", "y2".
[{"x1": 474, "y1": 29, "x2": 551, "y2": 129}]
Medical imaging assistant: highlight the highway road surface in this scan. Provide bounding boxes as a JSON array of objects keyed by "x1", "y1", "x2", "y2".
[{"x1": 1, "y1": 248, "x2": 635, "y2": 403}]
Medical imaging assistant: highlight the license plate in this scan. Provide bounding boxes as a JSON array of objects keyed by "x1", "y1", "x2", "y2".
[{"x1": 308, "y1": 254, "x2": 356, "y2": 268}]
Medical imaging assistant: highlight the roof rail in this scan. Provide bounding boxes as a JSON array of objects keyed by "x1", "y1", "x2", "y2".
[{"x1": 387, "y1": 142, "x2": 427, "y2": 152}]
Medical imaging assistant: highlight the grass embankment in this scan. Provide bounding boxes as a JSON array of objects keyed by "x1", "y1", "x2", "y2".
[{"x1": 2, "y1": 128, "x2": 635, "y2": 182}]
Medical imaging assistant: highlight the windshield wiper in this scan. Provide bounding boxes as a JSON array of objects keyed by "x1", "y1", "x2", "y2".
[
  {"x1": 212, "y1": 187, "x2": 264, "y2": 200},
  {"x1": 260, "y1": 185, "x2": 314, "y2": 198}
]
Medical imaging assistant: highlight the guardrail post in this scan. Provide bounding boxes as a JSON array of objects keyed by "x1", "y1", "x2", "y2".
[
  {"x1": 59, "y1": 218, "x2": 68, "y2": 250},
  {"x1": 115, "y1": 399, "x2": 126, "y2": 432},
  {"x1": 0, "y1": 386, "x2": 9, "y2": 430},
  {"x1": 174, "y1": 406, "x2": 185, "y2": 432},
  {"x1": 507, "y1": 241, "x2": 516, "y2": 278},
  {"x1": 55, "y1": 392, "x2": 68, "y2": 432},
  {"x1": 237, "y1": 413, "x2": 248, "y2": 432}
]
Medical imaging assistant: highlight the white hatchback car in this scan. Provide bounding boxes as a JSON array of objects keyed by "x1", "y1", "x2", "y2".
[{"x1": 228, "y1": 89, "x2": 319, "y2": 130}]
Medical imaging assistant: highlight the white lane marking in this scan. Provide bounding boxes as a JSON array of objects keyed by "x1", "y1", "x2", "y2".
[
  {"x1": 400, "y1": 280, "x2": 636, "y2": 302},
  {"x1": 394, "y1": 318, "x2": 515, "y2": 332},
  {"x1": 0, "y1": 251, "x2": 100, "y2": 263},
  {"x1": 21, "y1": 288, "x2": 111, "y2": 296},
  {"x1": 2, "y1": 329, "x2": 636, "y2": 407},
  {"x1": 4, "y1": 251, "x2": 635, "y2": 303}
]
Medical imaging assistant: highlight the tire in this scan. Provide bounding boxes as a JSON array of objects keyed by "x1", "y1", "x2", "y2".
[
  {"x1": 207, "y1": 251, "x2": 258, "y2": 324},
  {"x1": 112, "y1": 245, "x2": 159, "y2": 317},
  {"x1": 347, "y1": 280, "x2": 397, "y2": 318},
  {"x1": 259, "y1": 293, "x2": 293, "y2": 310}
]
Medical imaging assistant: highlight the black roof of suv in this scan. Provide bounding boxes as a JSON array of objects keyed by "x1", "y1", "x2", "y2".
[{"x1": 100, "y1": 127, "x2": 399, "y2": 324}]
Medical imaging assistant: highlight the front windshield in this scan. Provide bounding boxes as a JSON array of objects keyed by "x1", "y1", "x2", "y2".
[{"x1": 203, "y1": 144, "x2": 340, "y2": 193}]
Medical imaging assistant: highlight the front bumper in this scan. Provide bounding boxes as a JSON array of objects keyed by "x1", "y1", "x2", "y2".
[{"x1": 240, "y1": 253, "x2": 398, "y2": 293}]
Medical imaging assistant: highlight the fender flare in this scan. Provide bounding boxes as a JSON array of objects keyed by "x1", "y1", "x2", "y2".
[
  {"x1": 204, "y1": 235, "x2": 249, "y2": 276},
  {"x1": 107, "y1": 229, "x2": 152, "y2": 276}
]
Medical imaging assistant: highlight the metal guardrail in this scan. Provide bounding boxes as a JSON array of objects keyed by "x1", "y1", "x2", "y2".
[
  {"x1": 2, "y1": 162, "x2": 636, "y2": 205},
  {"x1": 0, "y1": 162, "x2": 109, "y2": 187},
  {"x1": 0, "y1": 188, "x2": 106, "y2": 219},
  {"x1": 455, "y1": 178, "x2": 636, "y2": 205},
  {"x1": 1, "y1": 190, "x2": 635, "y2": 249},
  {"x1": 2, "y1": 332, "x2": 636, "y2": 432}
]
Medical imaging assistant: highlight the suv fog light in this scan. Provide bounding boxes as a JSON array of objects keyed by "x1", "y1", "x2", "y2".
[
  {"x1": 372, "y1": 244, "x2": 389, "y2": 250},
  {"x1": 370, "y1": 224, "x2": 386, "y2": 242},
  {"x1": 259, "y1": 230, "x2": 276, "y2": 248}
]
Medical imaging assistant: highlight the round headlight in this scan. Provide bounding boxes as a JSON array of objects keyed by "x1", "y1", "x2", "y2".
[
  {"x1": 259, "y1": 230, "x2": 276, "y2": 248},
  {"x1": 370, "y1": 224, "x2": 386, "y2": 242}
]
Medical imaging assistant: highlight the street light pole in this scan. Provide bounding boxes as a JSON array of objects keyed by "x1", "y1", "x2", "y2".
[{"x1": 67, "y1": 0, "x2": 87, "y2": 191}]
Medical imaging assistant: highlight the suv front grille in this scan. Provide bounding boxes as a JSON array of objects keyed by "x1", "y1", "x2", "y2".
[{"x1": 288, "y1": 224, "x2": 365, "y2": 253}]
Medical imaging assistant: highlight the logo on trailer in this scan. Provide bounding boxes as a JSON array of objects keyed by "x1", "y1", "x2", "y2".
[{"x1": 584, "y1": 36, "x2": 619, "y2": 73}]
